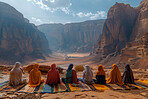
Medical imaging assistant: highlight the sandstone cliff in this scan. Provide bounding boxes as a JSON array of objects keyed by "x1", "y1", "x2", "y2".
[
  {"x1": 97, "y1": 0, "x2": 148, "y2": 57},
  {"x1": 0, "y1": 2, "x2": 51, "y2": 64},
  {"x1": 38, "y1": 19, "x2": 105, "y2": 52},
  {"x1": 95, "y1": 0, "x2": 148, "y2": 68},
  {"x1": 97, "y1": 2, "x2": 137, "y2": 56},
  {"x1": 130, "y1": 0, "x2": 148, "y2": 41},
  {"x1": 38, "y1": 24, "x2": 64, "y2": 51},
  {"x1": 121, "y1": 32, "x2": 148, "y2": 68}
]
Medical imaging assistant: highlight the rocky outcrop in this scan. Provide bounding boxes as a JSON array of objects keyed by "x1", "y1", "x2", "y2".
[
  {"x1": 0, "y1": 2, "x2": 51, "y2": 64},
  {"x1": 38, "y1": 19, "x2": 105, "y2": 52},
  {"x1": 131, "y1": 0, "x2": 148, "y2": 41},
  {"x1": 94, "y1": 0, "x2": 148, "y2": 68},
  {"x1": 121, "y1": 33, "x2": 148, "y2": 68},
  {"x1": 97, "y1": 2, "x2": 138, "y2": 56},
  {"x1": 96, "y1": 0, "x2": 148, "y2": 57},
  {"x1": 24, "y1": 64, "x2": 64, "y2": 73}
]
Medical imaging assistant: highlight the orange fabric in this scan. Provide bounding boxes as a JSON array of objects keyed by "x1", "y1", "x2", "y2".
[
  {"x1": 29, "y1": 63, "x2": 44, "y2": 87},
  {"x1": 96, "y1": 64, "x2": 105, "y2": 75},
  {"x1": 107, "y1": 64, "x2": 124, "y2": 85},
  {"x1": 72, "y1": 70, "x2": 79, "y2": 84},
  {"x1": 45, "y1": 64, "x2": 61, "y2": 85}
]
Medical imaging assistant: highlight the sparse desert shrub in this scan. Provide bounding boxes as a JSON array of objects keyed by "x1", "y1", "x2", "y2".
[{"x1": 75, "y1": 65, "x2": 84, "y2": 72}]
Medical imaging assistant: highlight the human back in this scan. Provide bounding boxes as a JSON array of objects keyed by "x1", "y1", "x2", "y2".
[
  {"x1": 83, "y1": 65, "x2": 93, "y2": 84},
  {"x1": 29, "y1": 63, "x2": 43, "y2": 87},
  {"x1": 9, "y1": 62, "x2": 24, "y2": 86},
  {"x1": 46, "y1": 64, "x2": 61, "y2": 85},
  {"x1": 107, "y1": 64, "x2": 123, "y2": 85}
]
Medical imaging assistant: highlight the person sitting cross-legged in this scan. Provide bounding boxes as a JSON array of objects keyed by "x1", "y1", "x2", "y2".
[
  {"x1": 29, "y1": 63, "x2": 44, "y2": 87},
  {"x1": 93, "y1": 64, "x2": 106, "y2": 84},
  {"x1": 9, "y1": 62, "x2": 26, "y2": 86},
  {"x1": 107, "y1": 64, "x2": 124, "y2": 85},
  {"x1": 45, "y1": 64, "x2": 61, "y2": 85},
  {"x1": 62, "y1": 64, "x2": 79, "y2": 84},
  {"x1": 79, "y1": 65, "x2": 93, "y2": 84},
  {"x1": 122, "y1": 64, "x2": 135, "y2": 84}
]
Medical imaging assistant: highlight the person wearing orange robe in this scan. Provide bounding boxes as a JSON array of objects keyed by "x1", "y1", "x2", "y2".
[
  {"x1": 94, "y1": 64, "x2": 106, "y2": 84},
  {"x1": 107, "y1": 64, "x2": 124, "y2": 85},
  {"x1": 45, "y1": 64, "x2": 61, "y2": 85},
  {"x1": 29, "y1": 63, "x2": 44, "y2": 87}
]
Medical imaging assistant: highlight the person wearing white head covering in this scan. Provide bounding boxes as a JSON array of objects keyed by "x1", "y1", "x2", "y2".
[
  {"x1": 82, "y1": 65, "x2": 93, "y2": 84},
  {"x1": 9, "y1": 62, "x2": 26, "y2": 86}
]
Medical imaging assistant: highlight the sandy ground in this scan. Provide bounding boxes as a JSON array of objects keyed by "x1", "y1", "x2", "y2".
[{"x1": 0, "y1": 52, "x2": 148, "y2": 99}]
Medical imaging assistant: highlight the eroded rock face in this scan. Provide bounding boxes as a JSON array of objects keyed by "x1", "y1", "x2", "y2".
[
  {"x1": 130, "y1": 0, "x2": 148, "y2": 41},
  {"x1": 38, "y1": 20, "x2": 105, "y2": 52},
  {"x1": 97, "y1": 0, "x2": 148, "y2": 57},
  {"x1": 98, "y1": 2, "x2": 137, "y2": 56},
  {"x1": 0, "y1": 2, "x2": 51, "y2": 64},
  {"x1": 121, "y1": 33, "x2": 148, "y2": 68}
]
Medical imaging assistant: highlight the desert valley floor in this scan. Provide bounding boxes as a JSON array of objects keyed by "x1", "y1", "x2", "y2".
[{"x1": 0, "y1": 53, "x2": 148, "y2": 99}]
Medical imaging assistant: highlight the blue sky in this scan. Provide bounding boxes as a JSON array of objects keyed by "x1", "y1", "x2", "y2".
[{"x1": 0, "y1": 0, "x2": 142, "y2": 25}]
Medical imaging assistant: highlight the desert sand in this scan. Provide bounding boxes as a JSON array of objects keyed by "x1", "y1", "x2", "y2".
[{"x1": 0, "y1": 53, "x2": 148, "y2": 99}]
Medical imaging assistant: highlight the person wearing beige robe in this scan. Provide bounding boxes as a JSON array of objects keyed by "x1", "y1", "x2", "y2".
[{"x1": 9, "y1": 62, "x2": 26, "y2": 86}]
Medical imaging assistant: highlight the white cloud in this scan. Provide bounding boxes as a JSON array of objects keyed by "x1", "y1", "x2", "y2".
[
  {"x1": 90, "y1": 11, "x2": 106, "y2": 20},
  {"x1": 76, "y1": 11, "x2": 107, "y2": 20},
  {"x1": 76, "y1": 12, "x2": 92, "y2": 18},
  {"x1": 31, "y1": 17, "x2": 42, "y2": 23},
  {"x1": 27, "y1": 0, "x2": 72, "y2": 14},
  {"x1": 61, "y1": 7, "x2": 70, "y2": 14}
]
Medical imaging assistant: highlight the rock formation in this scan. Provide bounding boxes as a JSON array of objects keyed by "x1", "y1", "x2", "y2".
[
  {"x1": 38, "y1": 19, "x2": 105, "y2": 52},
  {"x1": 130, "y1": 0, "x2": 148, "y2": 41},
  {"x1": 97, "y1": 2, "x2": 138, "y2": 56},
  {"x1": 0, "y1": 2, "x2": 51, "y2": 64},
  {"x1": 121, "y1": 33, "x2": 148, "y2": 68},
  {"x1": 95, "y1": 0, "x2": 148, "y2": 68}
]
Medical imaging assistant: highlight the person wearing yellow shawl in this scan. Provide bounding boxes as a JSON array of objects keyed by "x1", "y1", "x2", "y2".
[
  {"x1": 93, "y1": 64, "x2": 106, "y2": 84},
  {"x1": 29, "y1": 63, "x2": 44, "y2": 87},
  {"x1": 107, "y1": 64, "x2": 124, "y2": 85}
]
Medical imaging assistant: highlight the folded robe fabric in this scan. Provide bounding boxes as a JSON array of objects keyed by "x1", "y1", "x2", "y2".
[
  {"x1": 29, "y1": 63, "x2": 44, "y2": 87},
  {"x1": 107, "y1": 64, "x2": 124, "y2": 85},
  {"x1": 45, "y1": 64, "x2": 61, "y2": 85},
  {"x1": 122, "y1": 64, "x2": 134, "y2": 84},
  {"x1": 9, "y1": 62, "x2": 25, "y2": 86},
  {"x1": 82, "y1": 65, "x2": 93, "y2": 84}
]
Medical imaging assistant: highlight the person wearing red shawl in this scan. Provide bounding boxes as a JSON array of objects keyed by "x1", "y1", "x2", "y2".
[
  {"x1": 46, "y1": 64, "x2": 61, "y2": 85},
  {"x1": 62, "y1": 64, "x2": 78, "y2": 84}
]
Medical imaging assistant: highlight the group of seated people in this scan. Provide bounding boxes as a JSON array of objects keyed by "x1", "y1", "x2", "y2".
[{"x1": 9, "y1": 62, "x2": 135, "y2": 87}]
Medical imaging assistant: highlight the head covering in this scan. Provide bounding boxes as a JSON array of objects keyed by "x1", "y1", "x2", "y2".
[
  {"x1": 107, "y1": 64, "x2": 124, "y2": 85},
  {"x1": 83, "y1": 65, "x2": 93, "y2": 83},
  {"x1": 51, "y1": 64, "x2": 56, "y2": 71},
  {"x1": 46, "y1": 64, "x2": 61, "y2": 85},
  {"x1": 67, "y1": 64, "x2": 73, "y2": 71},
  {"x1": 125, "y1": 64, "x2": 130, "y2": 71},
  {"x1": 96, "y1": 64, "x2": 105, "y2": 75},
  {"x1": 29, "y1": 63, "x2": 43, "y2": 87},
  {"x1": 9, "y1": 62, "x2": 23, "y2": 86},
  {"x1": 122, "y1": 64, "x2": 134, "y2": 84}
]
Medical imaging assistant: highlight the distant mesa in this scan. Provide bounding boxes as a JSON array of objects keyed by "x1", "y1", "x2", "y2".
[
  {"x1": 0, "y1": 2, "x2": 51, "y2": 64},
  {"x1": 38, "y1": 19, "x2": 105, "y2": 52}
]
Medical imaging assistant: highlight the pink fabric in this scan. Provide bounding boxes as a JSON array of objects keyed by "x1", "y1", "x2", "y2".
[
  {"x1": 72, "y1": 70, "x2": 79, "y2": 84},
  {"x1": 45, "y1": 64, "x2": 61, "y2": 85}
]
